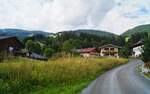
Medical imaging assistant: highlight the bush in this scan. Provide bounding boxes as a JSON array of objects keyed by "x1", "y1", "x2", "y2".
[
  {"x1": 25, "y1": 40, "x2": 42, "y2": 54},
  {"x1": 44, "y1": 48, "x2": 54, "y2": 58}
]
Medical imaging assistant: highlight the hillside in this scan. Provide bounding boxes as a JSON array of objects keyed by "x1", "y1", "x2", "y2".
[
  {"x1": 62, "y1": 29, "x2": 117, "y2": 37},
  {"x1": 0, "y1": 29, "x2": 117, "y2": 40},
  {"x1": 0, "y1": 29, "x2": 52, "y2": 40},
  {"x1": 122, "y1": 24, "x2": 150, "y2": 36}
]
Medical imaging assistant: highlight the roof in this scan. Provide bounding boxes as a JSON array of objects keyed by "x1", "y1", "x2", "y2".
[
  {"x1": 79, "y1": 48, "x2": 97, "y2": 53},
  {"x1": 0, "y1": 36, "x2": 16, "y2": 40},
  {"x1": 99, "y1": 44, "x2": 121, "y2": 48},
  {"x1": 132, "y1": 41, "x2": 143, "y2": 48},
  {"x1": 30, "y1": 52, "x2": 48, "y2": 61}
]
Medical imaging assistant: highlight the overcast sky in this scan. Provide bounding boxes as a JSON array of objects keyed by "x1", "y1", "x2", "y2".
[{"x1": 0, "y1": 0, "x2": 150, "y2": 34}]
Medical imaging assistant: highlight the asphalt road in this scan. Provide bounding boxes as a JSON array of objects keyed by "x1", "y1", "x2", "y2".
[{"x1": 81, "y1": 60, "x2": 150, "y2": 94}]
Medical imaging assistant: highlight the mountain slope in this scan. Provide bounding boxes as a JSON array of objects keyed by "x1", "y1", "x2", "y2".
[
  {"x1": 122, "y1": 24, "x2": 150, "y2": 36},
  {"x1": 0, "y1": 29, "x2": 52, "y2": 39},
  {"x1": 0, "y1": 29, "x2": 117, "y2": 40},
  {"x1": 63, "y1": 29, "x2": 117, "y2": 37}
]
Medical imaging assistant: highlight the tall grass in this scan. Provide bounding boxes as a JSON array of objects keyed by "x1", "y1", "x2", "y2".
[{"x1": 0, "y1": 57, "x2": 128, "y2": 94}]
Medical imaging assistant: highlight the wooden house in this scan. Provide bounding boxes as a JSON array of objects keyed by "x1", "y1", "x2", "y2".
[
  {"x1": 99, "y1": 44, "x2": 121, "y2": 58},
  {"x1": 0, "y1": 36, "x2": 23, "y2": 52}
]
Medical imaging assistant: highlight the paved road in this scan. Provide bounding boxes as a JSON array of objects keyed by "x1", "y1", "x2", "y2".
[{"x1": 81, "y1": 60, "x2": 150, "y2": 94}]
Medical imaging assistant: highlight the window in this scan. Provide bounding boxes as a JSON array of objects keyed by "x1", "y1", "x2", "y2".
[
  {"x1": 105, "y1": 48, "x2": 109, "y2": 50},
  {"x1": 110, "y1": 53, "x2": 114, "y2": 56},
  {"x1": 110, "y1": 48, "x2": 114, "y2": 50}
]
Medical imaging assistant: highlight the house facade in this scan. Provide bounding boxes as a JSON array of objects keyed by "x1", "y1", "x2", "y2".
[
  {"x1": 76, "y1": 44, "x2": 121, "y2": 58},
  {"x1": 99, "y1": 44, "x2": 121, "y2": 58}
]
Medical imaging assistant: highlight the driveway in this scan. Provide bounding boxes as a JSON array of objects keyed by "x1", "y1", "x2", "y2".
[{"x1": 81, "y1": 60, "x2": 150, "y2": 94}]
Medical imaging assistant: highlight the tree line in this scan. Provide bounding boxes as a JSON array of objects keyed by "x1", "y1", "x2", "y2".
[{"x1": 23, "y1": 32, "x2": 125, "y2": 58}]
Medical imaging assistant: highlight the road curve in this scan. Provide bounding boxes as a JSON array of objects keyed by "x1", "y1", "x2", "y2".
[{"x1": 81, "y1": 60, "x2": 150, "y2": 94}]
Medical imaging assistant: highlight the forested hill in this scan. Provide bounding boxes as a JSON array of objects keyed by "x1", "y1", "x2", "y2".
[
  {"x1": 0, "y1": 29, "x2": 52, "y2": 40},
  {"x1": 0, "y1": 29, "x2": 117, "y2": 40},
  {"x1": 122, "y1": 24, "x2": 150, "y2": 36},
  {"x1": 70, "y1": 29, "x2": 117, "y2": 37}
]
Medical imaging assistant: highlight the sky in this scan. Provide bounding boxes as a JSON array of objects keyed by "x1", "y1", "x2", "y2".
[{"x1": 0, "y1": 0, "x2": 150, "y2": 34}]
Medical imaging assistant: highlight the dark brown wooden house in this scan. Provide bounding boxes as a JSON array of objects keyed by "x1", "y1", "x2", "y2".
[
  {"x1": 0, "y1": 36, "x2": 23, "y2": 52},
  {"x1": 0, "y1": 36, "x2": 48, "y2": 61}
]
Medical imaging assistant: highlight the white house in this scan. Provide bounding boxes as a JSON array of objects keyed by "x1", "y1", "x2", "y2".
[{"x1": 132, "y1": 41, "x2": 144, "y2": 57}]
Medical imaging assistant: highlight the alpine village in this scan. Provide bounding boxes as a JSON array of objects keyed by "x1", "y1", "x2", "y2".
[{"x1": 1, "y1": 24, "x2": 150, "y2": 94}]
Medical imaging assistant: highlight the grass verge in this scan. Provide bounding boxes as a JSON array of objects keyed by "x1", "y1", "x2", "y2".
[{"x1": 137, "y1": 63, "x2": 150, "y2": 79}]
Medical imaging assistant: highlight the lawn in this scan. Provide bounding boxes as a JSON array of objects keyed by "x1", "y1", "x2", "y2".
[{"x1": 0, "y1": 57, "x2": 128, "y2": 94}]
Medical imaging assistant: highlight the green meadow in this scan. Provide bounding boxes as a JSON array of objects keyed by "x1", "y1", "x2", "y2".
[{"x1": 0, "y1": 57, "x2": 128, "y2": 94}]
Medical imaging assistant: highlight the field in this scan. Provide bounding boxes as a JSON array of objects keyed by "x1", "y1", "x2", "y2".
[{"x1": 0, "y1": 57, "x2": 128, "y2": 94}]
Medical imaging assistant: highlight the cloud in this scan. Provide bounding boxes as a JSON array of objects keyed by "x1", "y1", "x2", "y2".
[
  {"x1": 0, "y1": 0, "x2": 150, "y2": 34},
  {"x1": 0, "y1": 0, "x2": 114, "y2": 33},
  {"x1": 98, "y1": 0, "x2": 150, "y2": 34},
  {"x1": 98, "y1": 7, "x2": 137, "y2": 34}
]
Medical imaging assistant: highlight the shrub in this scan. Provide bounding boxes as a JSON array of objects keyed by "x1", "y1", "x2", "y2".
[
  {"x1": 25, "y1": 40, "x2": 42, "y2": 54},
  {"x1": 44, "y1": 48, "x2": 54, "y2": 58}
]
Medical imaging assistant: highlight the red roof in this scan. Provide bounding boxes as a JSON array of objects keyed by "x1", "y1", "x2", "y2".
[{"x1": 80, "y1": 48, "x2": 97, "y2": 53}]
